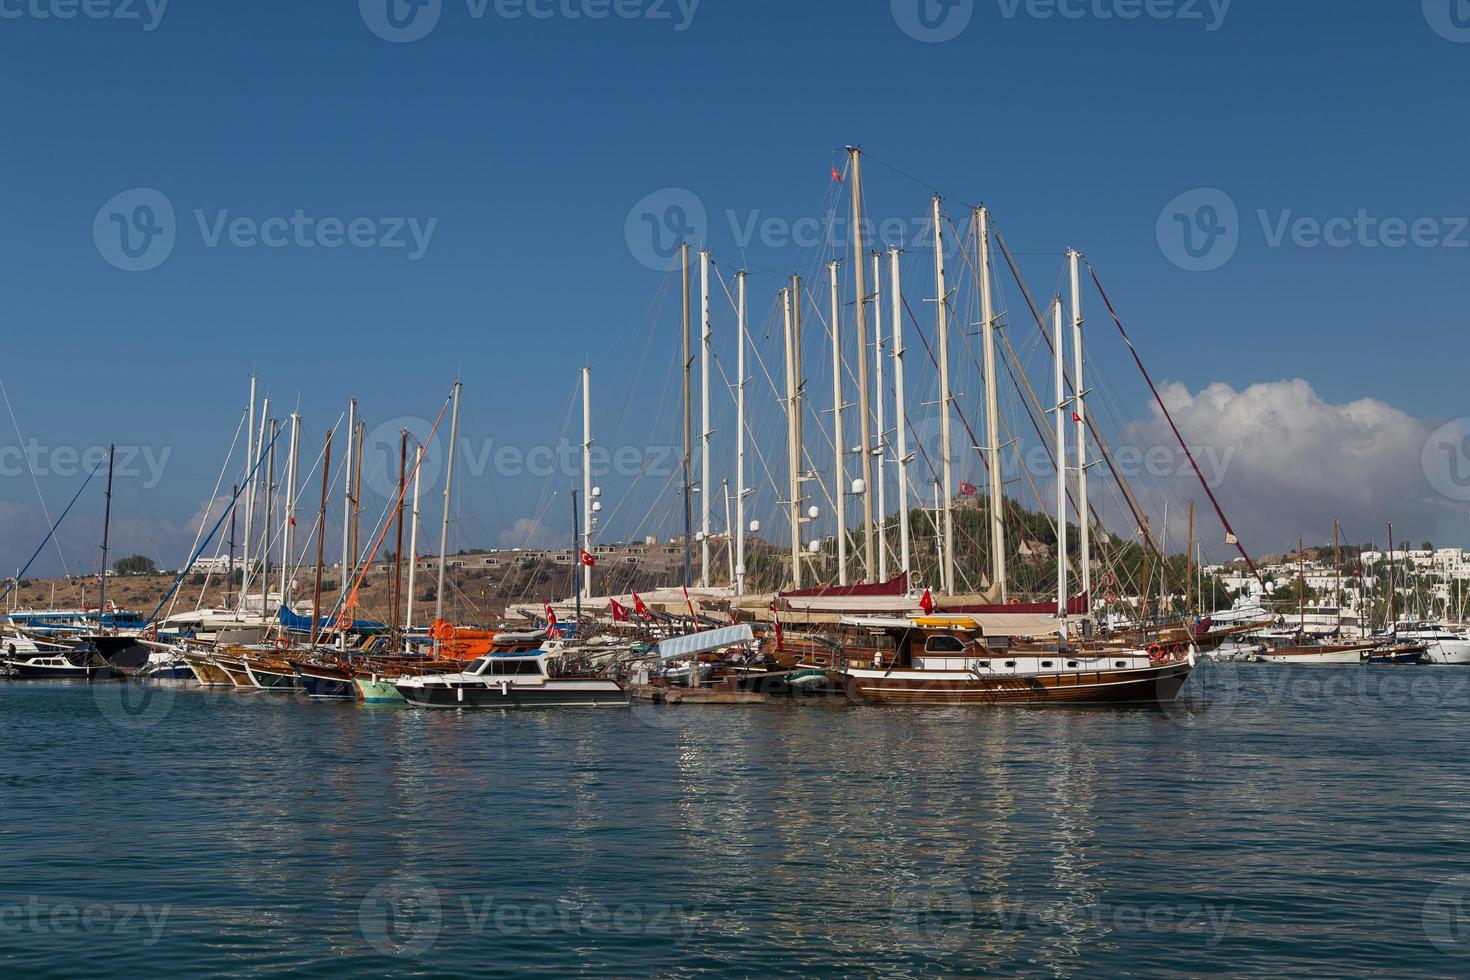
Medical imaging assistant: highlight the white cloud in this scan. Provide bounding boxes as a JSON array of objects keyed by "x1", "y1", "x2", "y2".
[{"x1": 1126, "y1": 378, "x2": 1458, "y2": 552}]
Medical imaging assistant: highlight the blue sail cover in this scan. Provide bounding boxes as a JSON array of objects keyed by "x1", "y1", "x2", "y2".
[{"x1": 278, "y1": 606, "x2": 388, "y2": 635}]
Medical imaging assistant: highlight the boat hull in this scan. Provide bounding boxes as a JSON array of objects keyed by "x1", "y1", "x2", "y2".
[
  {"x1": 1419, "y1": 639, "x2": 1470, "y2": 665},
  {"x1": 290, "y1": 663, "x2": 359, "y2": 700},
  {"x1": 842, "y1": 656, "x2": 1195, "y2": 705},
  {"x1": 1256, "y1": 645, "x2": 1371, "y2": 665},
  {"x1": 4, "y1": 660, "x2": 111, "y2": 680},
  {"x1": 181, "y1": 651, "x2": 233, "y2": 686},
  {"x1": 244, "y1": 657, "x2": 301, "y2": 692},
  {"x1": 399, "y1": 680, "x2": 629, "y2": 709},
  {"x1": 353, "y1": 675, "x2": 406, "y2": 703}
]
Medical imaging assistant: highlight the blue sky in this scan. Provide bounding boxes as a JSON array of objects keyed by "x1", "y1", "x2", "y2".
[{"x1": 1, "y1": 0, "x2": 1467, "y2": 579}]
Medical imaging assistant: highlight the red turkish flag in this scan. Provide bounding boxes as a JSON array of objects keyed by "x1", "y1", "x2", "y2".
[
  {"x1": 958, "y1": 482, "x2": 978, "y2": 497},
  {"x1": 544, "y1": 602, "x2": 559, "y2": 636},
  {"x1": 579, "y1": 549, "x2": 596, "y2": 567},
  {"x1": 1072, "y1": 412, "x2": 1083, "y2": 424},
  {"x1": 609, "y1": 599, "x2": 630, "y2": 623},
  {"x1": 920, "y1": 589, "x2": 935, "y2": 614},
  {"x1": 831, "y1": 166, "x2": 843, "y2": 183},
  {"x1": 770, "y1": 602, "x2": 785, "y2": 649},
  {"x1": 632, "y1": 592, "x2": 650, "y2": 618}
]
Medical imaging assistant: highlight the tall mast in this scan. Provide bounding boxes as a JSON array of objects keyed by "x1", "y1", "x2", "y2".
[
  {"x1": 339, "y1": 398, "x2": 356, "y2": 650},
  {"x1": 783, "y1": 286, "x2": 802, "y2": 589},
  {"x1": 979, "y1": 208, "x2": 1006, "y2": 600},
  {"x1": 279, "y1": 412, "x2": 300, "y2": 603},
  {"x1": 1387, "y1": 522, "x2": 1395, "y2": 634},
  {"x1": 1298, "y1": 536, "x2": 1306, "y2": 634},
  {"x1": 405, "y1": 445, "x2": 423, "y2": 637},
  {"x1": 252, "y1": 398, "x2": 270, "y2": 612},
  {"x1": 1053, "y1": 299, "x2": 1068, "y2": 643},
  {"x1": 931, "y1": 196, "x2": 955, "y2": 595},
  {"x1": 872, "y1": 250, "x2": 887, "y2": 582},
  {"x1": 700, "y1": 249, "x2": 713, "y2": 589},
  {"x1": 1068, "y1": 248, "x2": 1089, "y2": 609},
  {"x1": 310, "y1": 431, "x2": 332, "y2": 649},
  {"x1": 792, "y1": 275, "x2": 805, "y2": 587},
  {"x1": 735, "y1": 270, "x2": 747, "y2": 595},
  {"x1": 392, "y1": 429, "x2": 407, "y2": 652},
  {"x1": 722, "y1": 481, "x2": 735, "y2": 583},
  {"x1": 262, "y1": 416, "x2": 276, "y2": 622},
  {"x1": 432, "y1": 382, "x2": 461, "y2": 651},
  {"x1": 847, "y1": 146, "x2": 875, "y2": 580},
  {"x1": 828, "y1": 259, "x2": 847, "y2": 586},
  {"x1": 97, "y1": 444, "x2": 114, "y2": 621},
  {"x1": 1334, "y1": 518, "x2": 1342, "y2": 633},
  {"x1": 1185, "y1": 500, "x2": 1195, "y2": 616},
  {"x1": 680, "y1": 242, "x2": 693, "y2": 588},
  {"x1": 582, "y1": 366, "x2": 594, "y2": 596},
  {"x1": 890, "y1": 247, "x2": 911, "y2": 577},
  {"x1": 227, "y1": 483, "x2": 237, "y2": 609},
  {"x1": 242, "y1": 377, "x2": 257, "y2": 613}
]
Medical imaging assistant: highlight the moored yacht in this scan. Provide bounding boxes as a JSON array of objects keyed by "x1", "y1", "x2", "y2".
[
  {"x1": 1389, "y1": 623, "x2": 1470, "y2": 665},
  {"x1": 396, "y1": 651, "x2": 628, "y2": 708}
]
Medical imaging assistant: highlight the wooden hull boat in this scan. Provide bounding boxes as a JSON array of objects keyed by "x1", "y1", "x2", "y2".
[
  {"x1": 844, "y1": 651, "x2": 1195, "y2": 704},
  {"x1": 180, "y1": 650, "x2": 233, "y2": 686},
  {"x1": 209, "y1": 652, "x2": 255, "y2": 687},
  {"x1": 1254, "y1": 643, "x2": 1374, "y2": 665},
  {"x1": 289, "y1": 660, "x2": 359, "y2": 700},
  {"x1": 243, "y1": 654, "x2": 301, "y2": 692}
]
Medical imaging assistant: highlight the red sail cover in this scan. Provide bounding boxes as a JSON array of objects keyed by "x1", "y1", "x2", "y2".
[{"x1": 780, "y1": 572, "x2": 909, "y2": 599}]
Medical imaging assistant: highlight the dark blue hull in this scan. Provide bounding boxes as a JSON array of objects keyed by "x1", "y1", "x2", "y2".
[{"x1": 293, "y1": 669, "x2": 358, "y2": 700}]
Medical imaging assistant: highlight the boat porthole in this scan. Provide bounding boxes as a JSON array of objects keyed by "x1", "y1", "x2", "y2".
[
  {"x1": 1067, "y1": 661, "x2": 1078, "y2": 668},
  {"x1": 1041, "y1": 661, "x2": 1053, "y2": 668},
  {"x1": 1115, "y1": 661, "x2": 1126, "y2": 668},
  {"x1": 1005, "y1": 660, "x2": 1016, "y2": 668},
  {"x1": 978, "y1": 661, "x2": 990, "y2": 668}
]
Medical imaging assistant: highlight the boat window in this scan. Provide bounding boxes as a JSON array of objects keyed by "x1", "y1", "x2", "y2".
[
  {"x1": 924, "y1": 635, "x2": 966, "y2": 654},
  {"x1": 1115, "y1": 661, "x2": 1127, "y2": 668},
  {"x1": 1067, "y1": 661, "x2": 1079, "y2": 668},
  {"x1": 1041, "y1": 661, "x2": 1053, "y2": 669},
  {"x1": 488, "y1": 658, "x2": 544, "y2": 676},
  {"x1": 1004, "y1": 660, "x2": 1016, "y2": 668},
  {"x1": 977, "y1": 661, "x2": 990, "y2": 668}
]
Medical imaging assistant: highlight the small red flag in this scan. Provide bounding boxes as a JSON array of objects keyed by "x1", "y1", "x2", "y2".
[
  {"x1": 633, "y1": 592, "x2": 650, "y2": 618},
  {"x1": 1072, "y1": 412, "x2": 1083, "y2": 424},
  {"x1": 289, "y1": 516, "x2": 296, "y2": 526},
  {"x1": 578, "y1": 548, "x2": 596, "y2": 568},
  {"x1": 920, "y1": 589, "x2": 935, "y2": 614},
  {"x1": 770, "y1": 602, "x2": 785, "y2": 649},
  {"x1": 959, "y1": 482, "x2": 978, "y2": 497},
  {"x1": 610, "y1": 599, "x2": 629, "y2": 622},
  {"x1": 831, "y1": 166, "x2": 843, "y2": 183},
  {"x1": 544, "y1": 602, "x2": 559, "y2": 636}
]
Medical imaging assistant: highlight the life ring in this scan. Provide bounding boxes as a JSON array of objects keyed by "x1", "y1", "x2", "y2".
[
  {"x1": 431, "y1": 620, "x2": 457, "y2": 642},
  {"x1": 1147, "y1": 643, "x2": 1167, "y2": 664},
  {"x1": 274, "y1": 636, "x2": 291, "y2": 652},
  {"x1": 1007, "y1": 597, "x2": 1022, "y2": 606}
]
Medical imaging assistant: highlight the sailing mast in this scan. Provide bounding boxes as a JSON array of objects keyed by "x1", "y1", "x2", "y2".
[
  {"x1": 979, "y1": 207, "x2": 1006, "y2": 601},
  {"x1": 97, "y1": 444, "x2": 115, "y2": 621},
  {"x1": 735, "y1": 270, "x2": 747, "y2": 595},
  {"x1": 1053, "y1": 300, "x2": 1068, "y2": 644},
  {"x1": 262, "y1": 416, "x2": 276, "y2": 624},
  {"x1": 1334, "y1": 519, "x2": 1342, "y2": 635},
  {"x1": 405, "y1": 445, "x2": 423, "y2": 642},
  {"x1": 582, "y1": 367, "x2": 594, "y2": 596},
  {"x1": 279, "y1": 412, "x2": 300, "y2": 604},
  {"x1": 253, "y1": 398, "x2": 270, "y2": 616},
  {"x1": 700, "y1": 250, "x2": 712, "y2": 588},
  {"x1": 227, "y1": 483, "x2": 237, "y2": 609},
  {"x1": 680, "y1": 242, "x2": 693, "y2": 588},
  {"x1": 431, "y1": 381, "x2": 461, "y2": 654},
  {"x1": 310, "y1": 432, "x2": 332, "y2": 648},
  {"x1": 1069, "y1": 249, "x2": 1089, "y2": 611},
  {"x1": 242, "y1": 377, "x2": 257, "y2": 613},
  {"x1": 872, "y1": 250, "x2": 887, "y2": 583},
  {"x1": 847, "y1": 146, "x2": 875, "y2": 580},
  {"x1": 338, "y1": 398, "x2": 356, "y2": 651},
  {"x1": 1185, "y1": 501, "x2": 1195, "y2": 617},
  {"x1": 931, "y1": 196, "x2": 955, "y2": 595},
  {"x1": 783, "y1": 286, "x2": 802, "y2": 589},
  {"x1": 392, "y1": 430, "x2": 407, "y2": 652},
  {"x1": 1298, "y1": 536, "x2": 1306, "y2": 635},
  {"x1": 828, "y1": 259, "x2": 847, "y2": 586},
  {"x1": 1386, "y1": 522, "x2": 1396, "y2": 636},
  {"x1": 890, "y1": 247, "x2": 911, "y2": 577}
]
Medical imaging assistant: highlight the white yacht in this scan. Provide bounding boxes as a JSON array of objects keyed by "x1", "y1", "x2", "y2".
[
  {"x1": 1388, "y1": 622, "x2": 1470, "y2": 665},
  {"x1": 395, "y1": 651, "x2": 628, "y2": 708}
]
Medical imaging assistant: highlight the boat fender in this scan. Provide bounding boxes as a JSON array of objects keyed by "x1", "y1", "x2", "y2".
[{"x1": 501, "y1": 680, "x2": 509, "y2": 696}]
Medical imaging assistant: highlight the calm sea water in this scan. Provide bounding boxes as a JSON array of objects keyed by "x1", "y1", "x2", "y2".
[{"x1": 1, "y1": 664, "x2": 1468, "y2": 977}]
